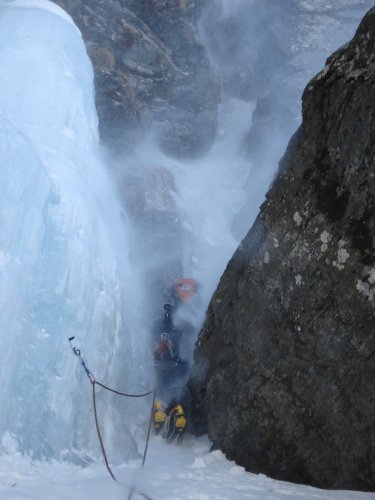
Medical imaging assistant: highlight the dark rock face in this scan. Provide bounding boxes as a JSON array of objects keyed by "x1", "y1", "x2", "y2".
[
  {"x1": 190, "y1": 7, "x2": 375, "y2": 491},
  {"x1": 54, "y1": 0, "x2": 218, "y2": 158}
]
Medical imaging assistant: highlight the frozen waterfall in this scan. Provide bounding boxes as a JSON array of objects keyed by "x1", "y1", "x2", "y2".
[
  {"x1": 0, "y1": 1, "x2": 151, "y2": 462},
  {"x1": 1, "y1": 0, "x2": 372, "y2": 472}
]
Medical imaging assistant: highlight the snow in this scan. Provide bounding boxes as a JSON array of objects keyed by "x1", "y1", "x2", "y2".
[
  {"x1": 337, "y1": 248, "x2": 350, "y2": 264},
  {"x1": 295, "y1": 275, "x2": 303, "y2": 286},
  {"x1": 320, "y1": 232, "x2": 330, "y2": 244},
  {"x1": 0, "y1": 436, "x2": 373, "y2": 499}
]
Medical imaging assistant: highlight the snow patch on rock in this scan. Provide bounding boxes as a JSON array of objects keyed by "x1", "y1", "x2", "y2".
[
  {"x1": 293, "y1": 211, "x2": 303, "y2": 226},
  {"x1": 295, "y1": 275, "x2": 303, "y2": 286},
  {"x1": 337, "y1": 248, "x2": 350, "y2": 264},
  {"x1": 356, "y1": 279, "x2": 374, "y2": 301},
  {"x1": 368, "y1": 268, "x2": 375, "y2": 284},
  {"x1": 320, "y1": 230, "x2": 330, "y2": 244}
]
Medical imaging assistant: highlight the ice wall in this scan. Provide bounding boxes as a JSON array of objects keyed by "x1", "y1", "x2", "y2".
[{"x1": 0, "y1": 1, "x2": 151, "y2": 462}]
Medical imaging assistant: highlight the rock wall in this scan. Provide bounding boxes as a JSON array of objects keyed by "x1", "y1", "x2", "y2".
[
  {"x1": 190, "y1": 7, "x2": 375, "y2": 491},
  {"x1": 54, "y1": 0, "x2": 218, "y2": 158}
]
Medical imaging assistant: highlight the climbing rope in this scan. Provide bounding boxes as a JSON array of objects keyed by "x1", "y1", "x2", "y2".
[
  {"x1": 127, "y1": 386, "x2": 156, "y2": 500},
  {"x1": 142, "y1": 388, "x2": 157, "y2": 467},
  {"x1": 91, "y1": 380, "x2": 116, "y2": 481},
  {"x1": 95, "y1": 380, "x2": 154, "y2": 398},
  {"x1": 127, "y1": 487, "x2": 153, "y2": 500},
  {"x1": 68, "y1": 337, "x2": 155, "y2": 490}
]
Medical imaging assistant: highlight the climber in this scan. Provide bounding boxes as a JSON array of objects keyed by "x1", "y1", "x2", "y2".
[
  {"x1": 151, "y1": 303, "x2": 176, "y2": 344},
  {"x1": 153, "y1": 332, "x2": 178, "y2": 362},
  {"x1": 153, "y1": 400, "x2": 166, "y2": 434},
  {"x1": 171, "y1": 278, "x2": 199, "y2": 304},
  {"x1": 164, "y1": 402, "x2": 187, "y2": 444}
]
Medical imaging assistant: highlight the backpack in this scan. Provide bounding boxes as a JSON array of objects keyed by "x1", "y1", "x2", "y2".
[{"x1": 173, "y1": 405, "x2": 187, "y2": 430}]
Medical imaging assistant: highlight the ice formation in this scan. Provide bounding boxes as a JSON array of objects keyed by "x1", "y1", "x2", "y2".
[{"x1": 0, "y1": 1, "x2": 151, "y2": 462}]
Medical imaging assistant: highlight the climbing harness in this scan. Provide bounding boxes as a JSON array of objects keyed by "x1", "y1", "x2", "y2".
[{"x1": 68, "y1": 337, "x2": 155, "y2": 497}]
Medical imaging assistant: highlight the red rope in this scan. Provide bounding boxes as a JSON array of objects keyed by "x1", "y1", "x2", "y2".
[
  {"x1": 142, "y1": 389, "x2": 156, "y2": 467},
  {"x1": 128, "y1": 486, "x2": 153, "y2": 500},
  {"x1": 92, "y1": 381, "x2": 117, "y2": 481},
  {"x1": 69, "y1": 339, "x2": 154, "y2": 496},
  {"x1": 95, "y1": 380, "x2": 154, "y2": 398},
  {"x1": 91, "y1": 379, "x2": 155, "y2": 500}
]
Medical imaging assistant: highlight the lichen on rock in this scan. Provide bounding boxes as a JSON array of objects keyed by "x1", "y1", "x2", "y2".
[{"x1": 190, "y1": 6, "x2": 375, "y2": 492}]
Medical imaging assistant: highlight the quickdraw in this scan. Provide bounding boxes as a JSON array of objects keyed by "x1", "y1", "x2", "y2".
[{"x1": 68, "y1": 337, "x2": 94, "y2": 383}]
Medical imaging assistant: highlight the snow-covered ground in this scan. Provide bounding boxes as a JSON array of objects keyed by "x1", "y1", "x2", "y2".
[{"x1": 0, "y1": 435, "x2": 373, "y2": 499}]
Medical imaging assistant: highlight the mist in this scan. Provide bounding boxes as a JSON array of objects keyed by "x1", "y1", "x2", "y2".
[{"x1": 111, "y1": 0, "x2": 375, "y2": 346}]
